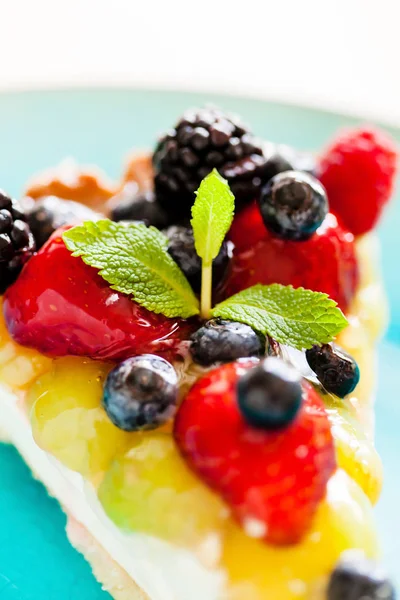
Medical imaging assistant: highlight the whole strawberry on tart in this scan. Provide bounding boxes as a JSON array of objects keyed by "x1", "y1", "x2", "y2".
[{"x1": 0, "y1": 107, "x2": 397, "y2": 600}]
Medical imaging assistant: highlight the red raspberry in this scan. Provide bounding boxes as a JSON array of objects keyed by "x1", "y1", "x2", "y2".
[
  {"x1": 174, "y1": 359, "x2": 336, "y2": 545},
  {"x1": 223, "y1": 205, "x2": 358, "y2": 313},
  {"x1": 318, "y1": 127, "x2": 398, "y2": 236}
]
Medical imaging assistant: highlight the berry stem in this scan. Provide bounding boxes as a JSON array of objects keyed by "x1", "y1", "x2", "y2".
[{"x1": 200, "y1": 261, "x2": 212, "y2": 320}]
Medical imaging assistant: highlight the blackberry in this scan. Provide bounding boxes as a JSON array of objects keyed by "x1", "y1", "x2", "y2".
[
  {"x1": 237, "y1": 357, "x2": 302, "y2": 429},
  {"x1": 165, "y1": 225, "x2": 230, "y2": 294},
  {"x1": 153, "y1": 107, "x2": 269, "y2": 219},
  {"x1": 102, "y1": 354, "x2": 178, "y2": 431},
  {"x1": 110, "y1": 184, "x2": 169, "y2": 229},
  {"x1": 0, "y1": 190, "x2": 35, "y2": 293},
  {"x1": 263, "y1": 142, "x2": 316, "y2": 182},
  {"x1": 27, "y1": 195, "x2": 100, "y2": 249}
]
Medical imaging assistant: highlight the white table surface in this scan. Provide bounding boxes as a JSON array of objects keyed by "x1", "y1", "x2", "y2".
[{"x1": 1, "y1": 0, "x2": 399, "y2": 126}]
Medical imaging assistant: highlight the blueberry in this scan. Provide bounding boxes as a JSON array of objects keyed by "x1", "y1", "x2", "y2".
[
  {"x1": 306, "y1": 343, "x2": 360, "y2": 398},
  {"x1": 165, "y1": 226, "x2": 230, "y2": 294},
  {"x1": 259, "y1": 170, "x2": 328, "y2": 241},
  {"x1": 237, "y1": 357, "x2": 302, "y2": 429},
  {"x1": 328, "y1": 553, "x2": 396, "y2": 600},
  {"x1": 190, "y1": 318, "x2": 265, "y2": 366},
  {"x1": 110, "y1": 185, "x2": 169, "y2": 230},
  {"x1": 102, "y1": 354, "x2": 178, "y2": 431}
]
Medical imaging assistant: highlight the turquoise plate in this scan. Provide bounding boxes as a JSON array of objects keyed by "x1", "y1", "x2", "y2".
[{"x1": 0, "y1": 90, "x2": 399, "y2": 598}]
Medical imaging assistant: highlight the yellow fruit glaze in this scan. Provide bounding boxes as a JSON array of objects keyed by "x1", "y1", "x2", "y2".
[
  {"x1": 222, "y1": 470, "x2": 378, "y2": 600},
  {"x1": 0, "y1": 234, "x2": 387, "y2": 599},
  {"x1": 0, "y1": 299, "x2": 52, "y2": 390},
  {"x1": 28, "y1": 357, "x2": 130, "y2": 485}
]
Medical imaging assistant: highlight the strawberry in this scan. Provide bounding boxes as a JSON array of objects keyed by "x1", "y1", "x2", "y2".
[
  {"x1": 224, "y1": 206, "x2": 358, "y2": 312},
  {"x1": 318, "y1": 126, "x2": 398, "y2": 236},
  {"x1": 174, "y1": 359, "x2": 336, "y2": 545},
  {"x1": 3, "y1": 228, "x2": 193, "y2": 362}
]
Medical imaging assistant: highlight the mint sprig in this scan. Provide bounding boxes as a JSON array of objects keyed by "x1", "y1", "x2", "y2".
[
  {"x1": 63, "y1": 220, "x2": 199, "y2": 319},
  {"x1": 62, "y1": 173, "x2": 349, "y2": 351},
  {"x1": 212, "y1": 284, "x2": 348, "y2": 350},
  {"x1": 191, "y1": 169, "x2": 234, "y2": 318}
]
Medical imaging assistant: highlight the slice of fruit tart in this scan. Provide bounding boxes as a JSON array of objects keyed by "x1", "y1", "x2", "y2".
[{"x1": 0, "y1": 107, "x2": 398, "y2": 600}]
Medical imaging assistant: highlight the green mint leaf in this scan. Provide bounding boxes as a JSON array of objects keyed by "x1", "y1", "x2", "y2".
[
  {"x1": 191, "y1": 169, "x2": 235, "y2": 264},
  {"x1": 211, "y1": 284, "x2": 348, "y2": 350},
  {"x1": 63, "y1": 220, "x2": 199, "y2": 319}
]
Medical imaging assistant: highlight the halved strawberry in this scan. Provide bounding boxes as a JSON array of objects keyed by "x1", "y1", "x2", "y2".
[
  {"x1": 3, "y1": 228, "x2": 193, "y2": 362},
  {"x1": 225, "y1": 205, "x2": 358, "y2": 312},
  {"x1": 174, "y1": 359, "x2": 336, "y2": 545}
]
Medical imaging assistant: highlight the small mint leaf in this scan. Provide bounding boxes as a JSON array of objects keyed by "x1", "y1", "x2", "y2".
[
  {"x1": 191, "y1": 169, "x2": 234, "y2": 264},
  {"x1": 63, "y1": 220, "x2": 199, "y2": 319},
  {"x1": 211, "y1": 284, "x2": 348, "y2": 350}
]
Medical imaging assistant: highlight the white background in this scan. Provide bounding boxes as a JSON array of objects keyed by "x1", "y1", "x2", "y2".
[{"x1": 0, "y1": 0, "x2": 399, "y2": 125}]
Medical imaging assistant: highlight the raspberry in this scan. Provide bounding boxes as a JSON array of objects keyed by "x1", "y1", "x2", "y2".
[{"x1": 318, "y1": 127, "x2": 398, "y2": 236}]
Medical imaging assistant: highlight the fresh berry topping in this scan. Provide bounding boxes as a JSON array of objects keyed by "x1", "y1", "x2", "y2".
[
  {"x1": 27, "y1": 195, "x2": 100, "y2": 249},
  {"x1": 190, "y1": 318, "x2": 265, "y2": 366},
  {"x1": 318, "y1": 127, "x2": 398, "y2": 236},
  {"x1": 109, "y1": 184, "x2": 169, "y2": 229},
  {"x1": 328, "y1": 553, "x2": 396, "y2": 600},
  {"x1": 174, "y1": 360, "x2": 336, "y2": 545},
  {"x1": 3, "y1": 228, "x2": 193, "y2": 361},
  {"x1": 263, "y1": 142, "x2": 316, "y2": 182},
  {"x1": 306, "y1": 343, "x2": 360, "y2": 398},
  {"x1": 259, "y1": 171, "x2": 328, "y2": 241},
  {"x1": 237, "y1": 357, "x2": 302, "y2": 429},
  {"x1": 223, "y1": 210, "x2": 358, "y2": 312},
  {"x1": 153, "y1": 107, "x2": 268, "y2": 218},
  {"x1": 228, "y1": 200, "x2": 267, "y2": 250},
  {"x1": 103, "y1": 354, "x2": 178, "y2": 431},
  {"x1": 165, "y1": 225, "x2": 230, "y2": 294},
  {"x1": 0, "y1": 190, "x2": 36, "y2": 293}
]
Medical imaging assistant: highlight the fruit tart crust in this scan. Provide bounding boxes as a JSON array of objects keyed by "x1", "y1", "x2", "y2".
[{"x1": 0, "y1": 232, "x2": 387, "y2": 600}]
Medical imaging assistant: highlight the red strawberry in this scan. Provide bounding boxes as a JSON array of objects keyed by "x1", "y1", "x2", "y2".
[
  {"x1": 174, "y1": 359, "x2": 336, "y2": 545},
  {"x1": 318, "y1": 126, "x2": 398, "y2": 236},
  {"x1": 224, "y1": 206, "x2": 358, "y2": 312},
  {"x1": 228, "y1": 200, "x2": 266, "y2": 251},
  {"x1": 3, "y1": 228, "x2": 193, "y2": 362}
]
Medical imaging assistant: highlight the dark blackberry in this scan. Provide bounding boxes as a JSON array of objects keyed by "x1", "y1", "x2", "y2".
[
  {"x1": 190, "y1": 318, "x2": 265, "y2": 366},
  {"x1": 0, "y1": 190, "x2": 35, "y2": 293},
  {"x1": 262, "y1": 142, "x2": 317, "y2": 182},
  {"x1": 165, "y1": 225, "x2": 230, "y2": 294},
  {"x1": 109, "y1": 184, "x2": 169, "y2": 229},
  {"x1": 27, "y1": 195, "x2": 100, "y2": 249},
  {"x1": 153, "y1": 107, "x2": 269, "y2": 219}
]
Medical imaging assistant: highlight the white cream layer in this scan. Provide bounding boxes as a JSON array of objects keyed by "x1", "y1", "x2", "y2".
[{"x1": 0, "y1": 385, "x2": 224, "y2": 600}]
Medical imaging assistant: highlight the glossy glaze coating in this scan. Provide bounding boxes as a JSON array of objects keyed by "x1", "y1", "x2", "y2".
[
  {"x1": 224, "y1": 209, "x2": 358, "y2": 312},
  {"x1": 3, "y1": 230, "x2": 193, "y2": 362}
]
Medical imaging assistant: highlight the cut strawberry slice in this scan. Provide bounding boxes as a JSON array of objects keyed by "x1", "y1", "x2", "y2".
[
  {"x1": 3, "y1": 228, "x2": 193, "y2": 362},
  {"x1": 174, "y1": 359, "x2": 336, "y2": 545},
  {"x1": 225, "y1": 205, "x2": 358, "y2": 312}
]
